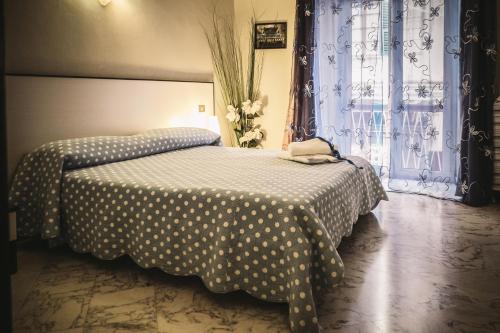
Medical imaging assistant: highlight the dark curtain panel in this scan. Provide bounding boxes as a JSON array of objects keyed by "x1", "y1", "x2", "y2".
[
  {"x1": 460, "y1": 0, "x2": 497, "y2": 206},
  {"x1": 283, "y1": 0, "x2": 316, "y2": 146}
]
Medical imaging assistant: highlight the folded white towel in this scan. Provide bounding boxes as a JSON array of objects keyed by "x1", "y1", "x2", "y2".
[
  {"x1": 288, "y1": 138, "x2": 333, "y2": 156},
  {"x1": 278, "y1": 151, "x2": 340, "y2": 164}
]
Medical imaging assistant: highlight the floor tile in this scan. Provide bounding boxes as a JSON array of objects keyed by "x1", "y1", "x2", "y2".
[
  {"x1": 85, "y1": 287, "x2": 156, "y2": 331},
  {"x1": 10, "y1": 193, "x2": 500, "y2": 333}
]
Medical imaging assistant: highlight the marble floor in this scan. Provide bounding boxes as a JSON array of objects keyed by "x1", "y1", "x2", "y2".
[{"x1": 11, "y1": 193, "x2": 500, "y2": 333}]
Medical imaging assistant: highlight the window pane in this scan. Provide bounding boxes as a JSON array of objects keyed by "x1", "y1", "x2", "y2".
[{"x1": 401, "y1": 0, "x2": 445, "y2": 172}]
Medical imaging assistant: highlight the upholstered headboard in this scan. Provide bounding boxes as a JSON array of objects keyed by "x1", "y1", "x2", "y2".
[{"x1": 6, "y1": 74, "x2": 214, "y2": 180}]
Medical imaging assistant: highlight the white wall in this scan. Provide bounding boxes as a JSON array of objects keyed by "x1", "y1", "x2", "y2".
[
  {"x1": 5, "y1": 0, "x2": 235, "y2": 82},
  {"x1": 5, "y1": 0, "x2": 234, "y2": 145},
  {"x1": 233, "y1": 0, "x2": 296, "y2": 149},
  {"x1": 5, "y1": 0, "x2": 296, "y2": 148}
]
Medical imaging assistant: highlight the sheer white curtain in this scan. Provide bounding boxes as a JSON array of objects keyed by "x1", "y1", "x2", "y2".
[{"x1": 314, "y1": 0, "x2": 461, "y2": 199}]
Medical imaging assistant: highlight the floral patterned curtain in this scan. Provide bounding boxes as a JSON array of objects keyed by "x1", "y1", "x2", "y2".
[
  {"x1": 313, "y1": 0, "x2": 462, "y2": 199},
  {"x1": 459, "y1": 0, "x2": 497, "y2": 206},
  {"x1": 284, "y1": 0, "x2": 317, "y2": 148}
]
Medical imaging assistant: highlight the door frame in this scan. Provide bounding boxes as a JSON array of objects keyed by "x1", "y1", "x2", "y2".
[{"x1": 0, "y1": 0, "x2": 13, "y2": 331}]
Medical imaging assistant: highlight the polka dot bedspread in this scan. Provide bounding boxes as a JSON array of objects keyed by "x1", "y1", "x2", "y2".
[{"x1": 9, "y1": 127, "x2": 388, "y2": 333}]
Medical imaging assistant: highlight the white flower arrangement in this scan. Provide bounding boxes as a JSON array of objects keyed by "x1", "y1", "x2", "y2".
[
  {"x1": 225, "y1": 105, "x2": 241, "y2": 123},
  {"x1": 204, "y1": 11, "x2": 264, "y2": 148},
  {"x1": 239, "y1": 128, "x2": 263, "y2": 144},
  {"x1": 225, "y1": 99, "x2": 264, "y2": 148},
  {"x1": 242, "y1": 100, "x2": 262, "y2": 115}
]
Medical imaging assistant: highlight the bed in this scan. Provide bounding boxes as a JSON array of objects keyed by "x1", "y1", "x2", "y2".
[{"x1": 9, "y1": 127, "x2": 388, "y2": 333}]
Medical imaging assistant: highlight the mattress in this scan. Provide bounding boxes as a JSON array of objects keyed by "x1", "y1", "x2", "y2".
[{"x1": 9, "y1": 127, "x2": 388, "y2": 333}]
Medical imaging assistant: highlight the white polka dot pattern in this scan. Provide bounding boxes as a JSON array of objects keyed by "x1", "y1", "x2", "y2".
[
  {"x1": 9, "y1": 130, "x2": 388, "y2": 333},
  {"x1": 9, "y1": 127, "x2": 221, "y2": 239}
]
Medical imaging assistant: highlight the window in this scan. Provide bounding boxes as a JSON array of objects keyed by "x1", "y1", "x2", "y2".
[{"x1": 314, "y1": 0, "x2": 460, "y2": 195}]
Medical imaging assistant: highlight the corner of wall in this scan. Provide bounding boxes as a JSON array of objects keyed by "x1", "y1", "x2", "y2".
[{"x1": 230, "y1": 0, "x2": 296, "y2": 149}]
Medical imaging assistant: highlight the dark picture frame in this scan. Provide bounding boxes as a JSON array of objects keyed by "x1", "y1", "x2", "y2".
[{"x1": 255, "y1": 22, "x2": 287, "y2": 49}]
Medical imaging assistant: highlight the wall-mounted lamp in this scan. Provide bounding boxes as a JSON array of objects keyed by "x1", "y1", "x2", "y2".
[{"x1": 98, "y1": 0, "x2": 112, "y2": 6}]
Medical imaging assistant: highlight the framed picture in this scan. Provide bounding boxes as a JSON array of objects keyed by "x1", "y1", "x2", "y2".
[{"x1": 255, "y1": 22, "x2": 287, "y2": 49}]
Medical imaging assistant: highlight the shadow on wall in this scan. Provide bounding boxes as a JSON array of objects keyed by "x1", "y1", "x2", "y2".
[{"x1": 4, "y1": 0, "x2": 233, "y2": 82}]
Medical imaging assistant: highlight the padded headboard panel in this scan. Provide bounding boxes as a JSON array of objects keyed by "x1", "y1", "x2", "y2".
[{"x1": 6, "y1": 75, "x2": 214, "y2": 180}]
